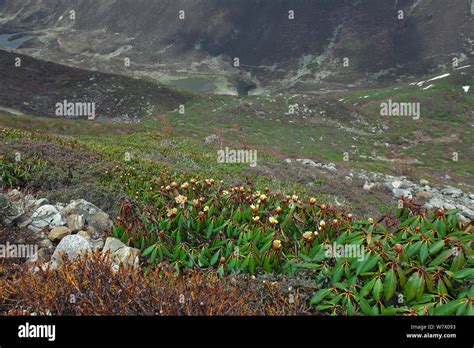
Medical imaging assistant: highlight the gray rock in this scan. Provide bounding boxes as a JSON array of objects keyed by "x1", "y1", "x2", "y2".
[
  {"x1": 61, "y1": 199, "x2": 111, "y2": 232},
  {"x1": 297, "y1": 158, "x2": 318, "y2": 167},
  {"x1": 77, "y1": 230, "x2": 104, "y2": 250},
  {"x1": 441, "y1": 186, "x2": 463, "y2": 198},
  {"x1": 38, "y1": 239, "x2": 54, "y2": 249},
  {"x1": 88, "y1": 211, "x2": 112, "y2": 232},
  {"x1": 52, "y1": 235, "x2": 92, "y2": 262},
  {"x1": 66, "y1": 214, "x2": 85, "y2": 233},
  {"x1": 204, "y1": 134, "x2": 220, "y2": 145},
  {"x1": 392, "y1": 188, "x2": 412, "y2": 199},
  {"x1": 60, "y1": 199, "x2": 100, "y2": 217},
  {"x1": 29, "y1": 205, "x2": 65, "y2": 233},
  {"x1": 102, "y1": 237, "x2": 140, "y2": 268}
]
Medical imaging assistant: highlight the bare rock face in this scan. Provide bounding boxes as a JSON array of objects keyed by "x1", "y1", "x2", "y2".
[{"x1": 48, "y1": 226, "x2": 71, "y2": 242}]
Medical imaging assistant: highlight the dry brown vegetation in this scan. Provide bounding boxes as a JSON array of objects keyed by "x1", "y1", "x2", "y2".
[{"x1": 0, "y1": 251, "x2": 313, "y2": 316}]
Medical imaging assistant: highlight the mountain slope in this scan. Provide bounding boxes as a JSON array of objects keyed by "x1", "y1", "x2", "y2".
[{"x1": 0, "y1": 0, "x2": 472, "y2": 92}]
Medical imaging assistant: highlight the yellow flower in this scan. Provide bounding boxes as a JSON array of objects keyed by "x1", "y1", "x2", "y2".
[
  {"x1": 253, "y1": 216, "x2": 260, "y2": 223},
  {"x1": 291, "y1": 195, "x2": 298, "y2": 201},
  {"x1": 175, "y1": 195, "x2": 188, "y2": 206},
  {"x1": 181, "y1": 182, "x2": 189, "y2": 189},
  {"x1": 303, "y1": 231, "x2": 313, "y2": 242},
  {"x1": 167, "y1": 208, "x2": 178, "y2": 217},
  {"x1": 171, "y1": 181, "x2": 178, "y2": 188},
  {"x1": 273, "y1": 239, "x2": 282, "y2": 250},
  {"x1": 259, "y1": 194, "x2": 267, "y2": 202},
  {"x1": 309, "y1": 197, "x2": 317, "y2": 205},
  {"x1": 368, "y1": 218, "x2": 374, "y2": 224},
  {"x1": 319, "y1": 220, "x2": 326, "y2": 228},
  {"x1": 165, "y1": 185, "x2": 171, "y2": 190},
  {"x1": 269, "y1": 217, "x2": 278, "y2": 226},
  {"x1": 192, "y1": 199, "x2": 199, "y2": 206},
  {"x1": 203, "y1": 206, "x2": 209, "y2": 212},
  {"x1": 275, "y1": 207, "x2": 282, "y2": 214}
]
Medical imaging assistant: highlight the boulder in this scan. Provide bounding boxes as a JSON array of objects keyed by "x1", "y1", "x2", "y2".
[
  {"x1": 29, "y1": 205, "x2": 65, "y2": 233},
  {"x1": 88, "y1": 211, "x2": 112, "y2": 232},
  {"x1": 102, "y1": 237, "x2": 140, "y2": 268},
  {"x1": 66, "y1": 214, "x2": 85, "y2": 233},
  {"x1": 48, "y1": 226, "x2": 71, "y2": 242},
  {"x1": 77, "y1": 230, "x2": 104, "y2": 250},
  {"x1": 61, "y1": 199, "x2": 111, "y2": 232},
  {"x1": 52, "y1": 235, "x2": 92, "y2": 262}
]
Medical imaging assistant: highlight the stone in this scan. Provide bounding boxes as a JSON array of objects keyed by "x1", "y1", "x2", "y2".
[
  {"x1": 392, "y1": 188, "x2": 412, "y2": 199},
  {"x1": 29, "y1": 205, "x2": 65, "y2": 233},
  {"x1": 48, "y1": 226, "x2": 71, "y2": 242},
  {"x1": 52, "y1": 235, "x2": 92, "y2": 262},
  {"x1": 38, "y1": 239, "x2": 54, "y2": 249},
  {"x1": 60, "y1": 199, "x2": 100, "y2": 217},
  {"x1": 77, "y1": 230, "x2": 90, "y2": 238},
  {"x1": 0, "y1": 194, "x2": 23, "y2": 224},
  {"x1": 415, "y1": 191, "x2": 431, "y2": 200},
  {"x1": 66, "y1": 214, "x2": 85, "y2": 233},
  {"x1": 441, "y1": 186, "x2": 463, "y2": 198},
  {"x1": 77, "y1": 231, "x2": 104, "y2": 250},
  {"x1": 391, "y1": 180, "x2": 402, "y2": 189},
  {"x1": 60, "y1": 199, "x2": 111, "y2": 232},
  {"x1": 419, "y1": 179, "x2": 430, "y2": 186},
  {"x1": 204, "y1": 134, "x2": 220, "y2": 145},
  {"x1": 102, "y1": 237, "x2": 140, "y2": 268},
  {"x1": 88, "y1": 211, "x2": 112, "y2": 232}
]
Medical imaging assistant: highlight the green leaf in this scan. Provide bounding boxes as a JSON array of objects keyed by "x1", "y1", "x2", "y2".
[
  {"x1": 332, "y1": 260, "x2": 344, "y2": 283},
  {"x1": 384, "y1": 269, "x2": 397, "y2": 301},
  {"x1": 429, "y1": 249, "x2": 451, "y2": 267},
  {"x1": 311, "y1": 288, "x2": 332, "y2": 305},
  {"x1": 405, "y1": 272, "x2": 420, "y2": 302},
  {"x1": 210, "y1": 250, "x2": 220, "y2": 266},
  {"x1": 450, "y1": 252, "x2": 465, "y2": 273},
  {"x1": 142, "y1": 245, "x2": 156, "y2": 257},
  {"x1": 434, "y1": 299, "x2": 463, "y2": 316},
  {"x1": 419, "y1": 243, "x2": 428, "y2": 264},
  {"x1": 359, "y1": 297, "x2": 372, "y2": 315},
  {"x1": 453, "y1": 268, "x2": 474, "y2": 280},
  {"x1": 429, "y1": 240, "x2": 445, "y2": 255},
  {"x1": 373, "y1": 278, "x2": 383, "y2": 301},
  {"x1": 360, "y1": 277, "x2": 377, "y2": 297}
]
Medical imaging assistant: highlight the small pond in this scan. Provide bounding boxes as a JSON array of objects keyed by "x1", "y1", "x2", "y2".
[{"x1": 0, "y1": 33, "x2": 32, "y2": 49}]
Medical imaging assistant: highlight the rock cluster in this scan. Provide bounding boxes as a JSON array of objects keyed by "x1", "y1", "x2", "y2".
[
  {"x1": 357, "y1": 171, "x2": 474, "y2": 223},
  {"x1": 0, "y1": 190, "x2": 139, "y2": 270}
]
